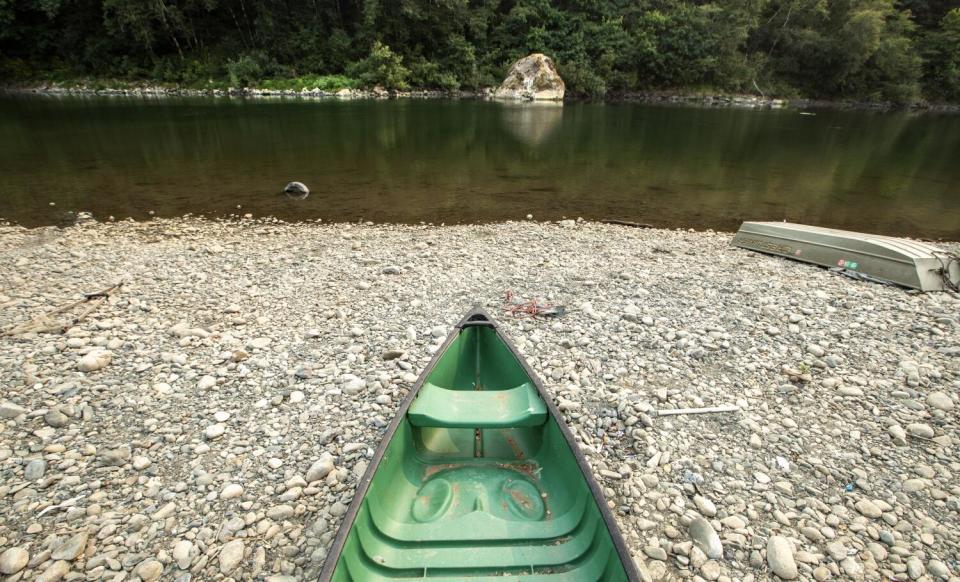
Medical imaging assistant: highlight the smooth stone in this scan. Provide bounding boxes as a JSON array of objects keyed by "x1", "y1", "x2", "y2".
[
  {"x1": 205, "y1": 423, "x2": 226, "y2": 439},
  {"x1": 855, "y1": 499, "x2": 883, "y2": 518},
  {"x1": 267, "y1": 505, "x2": 295, "y2": 520},
  {"x1": 926, "y1": 391, "x2": 953, "y2": 411},
  {"x1": 305, "y1": 454, "x2": 335, "y2": 482},
  {"x1": 927, "y1": 559, "x2": 950, "y2": 579},
  {"x1": 173, "y1": 540, "x2": 193, "y2": 569},
  {"x1": 51, "y1": 531, "x2": 88, "y2": 560},
  {"x1": 767, "y1": 535, "x2": 798, "y2": 580},
  {"x1": 907, "y1": 556, "x2": 925, "y2": 579},
  {"x1": 25, "y1": 458, "x2": 47, "y2": 480},
  {"x1": 36, "y1": 560, "x2": 70, "y2": 582},
  {"x1": 219, "y1": 540, "x2": 244, "y2": 573},
  {"x1": 132, "y1": 456, "x2": 152, "y2": 470},
  {"x1": 134, "y1": 559, "x2": 163, "y2": 581},
  {"x1": 198, "y1": 375, "x2": 217, "y2": 390},
  {"x1": 0, "y1": 547, "x2": 29, "y2": 574},
  {"x1": 643, "y1": 546, "x2": 667, "y2": 561},
  {"x1": 78, "y1": 350, "x2": 112, "y2": 372},
  {"x1": 689, "y1": 517, "x2": 723, "y2": 559},
  {"x1": 44, "y1": 409, "x2": 69, "y2": 427},
  {"x1": 220, "y1": 483, "x2": 244, "y2": 499},
  {"x1": 907, "y1": 423, "x2": 934, "y2": 438},
  {"x1": 0, "y1": 401, "x2": 27, "y2": 419},
  {"x1": 694, "y1": 495, "x2": 717, "y2": 517}
]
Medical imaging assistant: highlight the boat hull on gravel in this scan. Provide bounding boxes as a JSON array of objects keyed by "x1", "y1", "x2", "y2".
[{"x1": 319, "y1": 308, "x2": 638, "y2": 581}]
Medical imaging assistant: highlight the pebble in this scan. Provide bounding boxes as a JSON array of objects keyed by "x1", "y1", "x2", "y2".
[
  {"x1": 0, "y1": 547, "x2": 29, "y2": 574},
  {"x1": 205, "y1": 423, "x2": 226, "y2": 439},
  {"x1": 78, "y1": 349, "x2": 112, "y2": 371},
  {"x1": 906, "y1": 423, "x2": 934, "y2": 438},
  {"x1": 51, "y1": 531, "x2": 88, "y2": 560},
  {"x1": 306, "y1": 454, "x2": 335, "y2": 482},
  {"x1": 198, "y1": 375, "x2": 217, "y2": 390},
  {"x1": 24, "y1": 458, "x2": 47, "y2": 480},
  {"x1": 44, "y1": 408, "x2": 69, "y2": 427},
  {"x1": 134, "y1": 559, "x2": 164, "y2": 581},
  {"x1": 766, "y1": 536, "x2": 798, "y2": 580},
  {"x1": 173, "y1": 540, "x2": 193, "y2": 569},
  {"x1": 694, "y1": 495, "x2": 717, "y2": 517},
  {"x1": 219, "y1": 539, "x2": 245, "y2": 574},
  {"x1": 689, "y1": 517, "x2": 723, "y2": 559},
  {"x1": 220, "y1": 483, "x2": 244, "y2": 499},
  {"x1": 0, "y1": 401, "x2": 26, "y2": 418},
  {"x1": 925, "y1": 391, "x2": 953, "y2": 411},
  {"x1": 854, "y1": 498, "x2": 883, "y2": 518},
  {"x1": 36, "y1": 560, "x2": 70, "y2": 582}
]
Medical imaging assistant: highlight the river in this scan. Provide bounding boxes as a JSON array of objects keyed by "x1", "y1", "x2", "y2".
[{"x1": 1, "y1": 96, "x2": 957, "y2": 238}]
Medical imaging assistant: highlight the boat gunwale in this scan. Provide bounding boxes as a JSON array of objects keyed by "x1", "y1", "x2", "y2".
[{"x1": 318, "y1": 306, "x2": 641, "y2": 581}]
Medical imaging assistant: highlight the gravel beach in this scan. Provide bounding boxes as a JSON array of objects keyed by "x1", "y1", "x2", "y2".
[{"x1": 0, "y1": 217, "x2": 957, "y2": 581}]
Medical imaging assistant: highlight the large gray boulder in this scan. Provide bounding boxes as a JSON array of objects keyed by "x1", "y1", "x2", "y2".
[{"x1": 494, "y1": 53, "x2": 565, "y2": 101}]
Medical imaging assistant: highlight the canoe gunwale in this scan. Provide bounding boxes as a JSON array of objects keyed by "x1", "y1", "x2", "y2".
[{"x1": 318, "y1": 306, "x2": 641, "y2": 581}]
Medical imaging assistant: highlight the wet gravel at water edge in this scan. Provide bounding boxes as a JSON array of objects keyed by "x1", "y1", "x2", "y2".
[{"x1": 0, "y1": 217, "x2": 957, "y2": 581}]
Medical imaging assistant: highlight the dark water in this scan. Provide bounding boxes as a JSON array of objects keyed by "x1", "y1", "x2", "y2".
[{"x1": 1, "y1": 96, "x2": 958, "y2": 238}]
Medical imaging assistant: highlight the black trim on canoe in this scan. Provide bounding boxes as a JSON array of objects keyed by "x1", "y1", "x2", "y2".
[{"x1": 318, "y1": 307, "x2": 640, "y2": 581}]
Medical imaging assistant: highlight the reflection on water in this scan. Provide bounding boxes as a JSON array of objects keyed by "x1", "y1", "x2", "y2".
[
  {"x1": 498, "y1": 101, "x2": 564, "y2": 146},
  {"x1": 0, "y1": 96, "x2": 957, "y2": 239}
]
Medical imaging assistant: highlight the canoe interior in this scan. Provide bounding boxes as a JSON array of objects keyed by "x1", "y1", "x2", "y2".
[{"x1": 330, "y1": 324, "x2": 629, "y2": 581}]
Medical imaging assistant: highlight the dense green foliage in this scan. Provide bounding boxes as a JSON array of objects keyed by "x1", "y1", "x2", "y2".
[{"x1": 0, "y1": 0, "x2": 957, "y2": 102}]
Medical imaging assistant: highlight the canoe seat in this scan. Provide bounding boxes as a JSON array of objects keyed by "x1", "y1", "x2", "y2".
[{"x1": 408, "y1": 382, "x2": 547, "y2": 428}]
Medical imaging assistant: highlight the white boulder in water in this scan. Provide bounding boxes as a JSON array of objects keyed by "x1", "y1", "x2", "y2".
[{"x1": 494, "y1": 53, "x2": 565, "y2": 101}]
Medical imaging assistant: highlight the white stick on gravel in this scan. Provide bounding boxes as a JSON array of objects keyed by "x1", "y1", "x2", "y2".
[{"x1": 657, "y1": 405, "x2": 741, "y2": 416}]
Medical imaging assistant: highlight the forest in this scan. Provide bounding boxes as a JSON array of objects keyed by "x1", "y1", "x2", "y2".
[{"x1": 1, "y1": 0, "x2": 958, "y2": 104}]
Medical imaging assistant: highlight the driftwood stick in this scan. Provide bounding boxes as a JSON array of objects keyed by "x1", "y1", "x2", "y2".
[
  {"x1": 657, "y1": 405, "x2": 741, "y2": 417},
  {"x1": 3, "y1": 281, "x2": 124, "y2": 336},
  {"x1": 601, "y1": 219, "x2": 654, "y2": 229}
]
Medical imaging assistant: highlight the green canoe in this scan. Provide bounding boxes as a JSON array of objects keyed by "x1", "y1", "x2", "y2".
[{"x1": 320, "y1": 308, "x2": 639, "y2": 581}]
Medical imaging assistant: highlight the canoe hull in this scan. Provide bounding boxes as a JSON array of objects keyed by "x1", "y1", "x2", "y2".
[
  {"x1": 319, "y1": 309, "x2": 639, "y2": 581},
  {"x1": 732, "y1": 221, "x2": 959, "y2": 291}
]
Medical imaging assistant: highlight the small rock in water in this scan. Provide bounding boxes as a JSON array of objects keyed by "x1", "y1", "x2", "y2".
[{"x1": 283, "y1": 181, "x2": 309, "y2": 198}]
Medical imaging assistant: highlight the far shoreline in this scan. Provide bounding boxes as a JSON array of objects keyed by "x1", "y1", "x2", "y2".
[{"x1": 4, "y1": 82, "x2": 960, "y2": 113}]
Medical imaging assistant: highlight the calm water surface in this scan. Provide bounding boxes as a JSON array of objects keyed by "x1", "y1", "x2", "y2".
[{"x1": 1, "y1": 96, "x2": 958, "y2": 238}]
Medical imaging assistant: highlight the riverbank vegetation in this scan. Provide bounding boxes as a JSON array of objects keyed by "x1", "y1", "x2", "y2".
[{"x1": 1, "y1": 0, "x2": 958, "y2": 104}]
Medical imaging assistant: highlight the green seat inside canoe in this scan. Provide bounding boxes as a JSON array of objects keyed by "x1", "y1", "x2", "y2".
[
  {"x1": 407, "y1": 382, "x2": 547, "y2": 428},
  {"x1": 329, "y1": 324, "x2": 629, "y2": 581}
]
